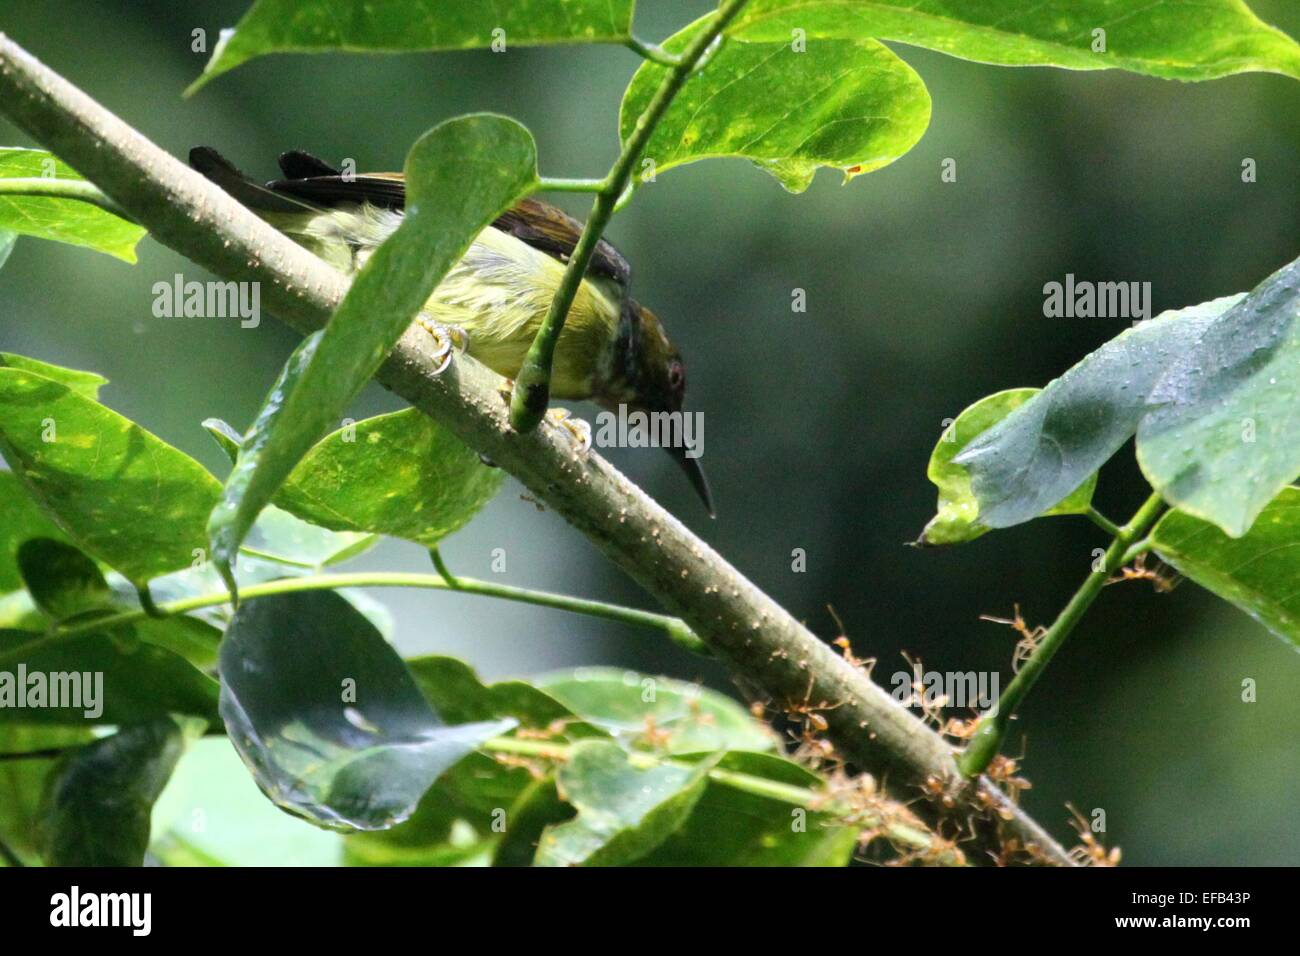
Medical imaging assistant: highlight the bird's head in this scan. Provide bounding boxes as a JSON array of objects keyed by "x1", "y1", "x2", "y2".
[{"x1": 601, "y1": 299, "x2": 714, "y2": 517}]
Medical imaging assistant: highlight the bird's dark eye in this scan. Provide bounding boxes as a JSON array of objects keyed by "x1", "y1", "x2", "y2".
[{"x1": 669, "y1": 361, "x2": 685, "y2": 390}]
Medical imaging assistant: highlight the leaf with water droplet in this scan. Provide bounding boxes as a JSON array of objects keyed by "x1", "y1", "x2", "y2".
[
  {"x1": 954, "y1": 295, "x2": 1241, "y2": 530},
  {"x1": 219, "y1": 590, "x2": 512, "y2": 831},
  {"x1": 1138, "y1": 257, "x2": 1300, "y2": 537}
]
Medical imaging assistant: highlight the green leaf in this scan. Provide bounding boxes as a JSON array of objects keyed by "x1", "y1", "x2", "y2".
[
  {"x1": 0, "y1": 230, "x2": 15, "y2": 270},
  {"x1": 1137, "y1": 257, "x2": 1300, "y2": 538},
  {"x1": 207, "y1": 115, "x2": 538, "y2": 595},
  {"x1": 38, "y1": 716, "x2": 204, "y2": 866},
  {"x1": 921, "y1": 388, "x2": 1095, "y2": 545},
  {"x1": 955, "y1": 295, "x2": 1241, "y2": 531},
  {"x1": 635, "y1": 751, "x2": 856, "y2": 866},
  {"x1": 0, "y1": 629, "x2": 220, "y2": 726},
  {"x1": 535, "y1": 667, "x2": 777, "y2": 754},
  {"x1": 0, "y1": 148, "x2": 146, "y2": 261},
  {"x1": 0, "y1": 470, "x2": 70, "y2": 593},
  {"x1": 190, "y1": 0, "x2": 636, "y2": 93},
  {"x1": 731, "y1": 0, "x2": 1300, "y2": 81},
  {"x1": 621, "y1": 17, "x2": 930, "y2": 192},
  {"x1": 0, "y1": 723, "x2": 93, "y2": 865},
  {"x1": 0, "y1": 352, "x2": 107, "y2": 399},
  {"x1": 343, "y1": 655, "x2": 607, "y2": 866},
  {"x1": 16, "y1": 538, "x2": 115, "y2": 622},
  {"x1": 218, "y1": 590, "x2": 512, "y2": 831},
  {"x1": 0, "y1": 367, "x2": 221, "y2": 586},
  {"x1": 536, "y1": 740, "x2": 710, "y2": 866},
  {"x1": 1152, "y1": 487, "x2": 1300, "y2": 647},
  {"x1": 205, "y1": 411, "x2": 503, "y2": 551},
  {"x1": 407, "y1": 655, "x2": 597, "y2": 733}
]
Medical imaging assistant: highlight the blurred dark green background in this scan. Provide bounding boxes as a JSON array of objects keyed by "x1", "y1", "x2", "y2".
[{"x1": 2, "y1": 1, "x2": 1298, "y2": 865}]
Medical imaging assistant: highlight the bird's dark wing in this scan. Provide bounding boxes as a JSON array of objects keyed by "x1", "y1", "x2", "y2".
[
  {"x1": 492, "y1": 197, "x2": 631, "y2": 288},
  {"x1": 266, "y1": 168, "x2": 408, "y2": 210},
  {"x1": 191, "y1": 147, "x2": 632, "y2": 288}
]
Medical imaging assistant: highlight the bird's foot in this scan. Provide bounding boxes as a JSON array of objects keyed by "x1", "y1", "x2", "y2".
[
  {"x1": 414, "y1": 315, "x2": 469, "y2": 373},
  {"x1": 544, "y1": 407, "x2": 591, "y2": 454}
]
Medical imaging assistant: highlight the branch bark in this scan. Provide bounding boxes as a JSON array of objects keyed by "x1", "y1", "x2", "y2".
[{"x1": 0, "y1": 33, "x2": 1073, "y2": 865}]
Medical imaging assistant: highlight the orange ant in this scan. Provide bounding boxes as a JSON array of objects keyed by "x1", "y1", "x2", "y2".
[
  {"x1": 782, "y1": 674, "x2": 845, "y2": 736},
  {"x1": 920, "y1": 773, "x2": 960, "y2": 811},
  {"x1": 981, "y1": 604, "x2": 1046, "y2": 673},
  {"x1": 827, "y1": 605, "x2": 875, "y2": 674},
  {"x1": 985, "y1": 752, "x2": 1032, "y2": 805},
  {"x1": 1066, "y1": 804, "x2": 1122, "y2": 866},
  {"x1": 1106, "y1": 553, "x2": 1179, "y2": 593}
]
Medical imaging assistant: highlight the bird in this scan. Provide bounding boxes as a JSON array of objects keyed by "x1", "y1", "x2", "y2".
[{"x1": 189, "y1": 146, "x2": 713, "y2": 516}]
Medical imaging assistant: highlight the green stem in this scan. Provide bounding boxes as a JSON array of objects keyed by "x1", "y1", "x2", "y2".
[
  {"x1": 624, "y1": 35, "x2": 684, "y2": 67},
  {"x1": 1120, "y1": 537, "x2": 1153, "y2": 566},
  {"x1": 0, "y1": 571, "x2": 700, "y2": 662},
  {"x1": 481, "y1": 737, "x2": 960, "y2": 862},
  {"x1": 959, "y1": 492, "x2": 1167, "y2": 777},
  {"x1": 536, "y1": 177, "x2": 607, "y2": 194},
  {"x1": 428, "y1": 547, "x2": 460, "y2": 588},
  {"x1": 1086, "y1": 506, "x2": 1123, "y2": 538},
  {"x1": 0, "y1": 176, "x2": 134, "y2": 220},
  {"x1": 508, "y1": 0, "x2": 752, "y2": 432}
]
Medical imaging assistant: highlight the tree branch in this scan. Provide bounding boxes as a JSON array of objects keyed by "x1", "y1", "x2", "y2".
[{"x1": 0, "y1": 32, "x2": 1073, "y2": 865}]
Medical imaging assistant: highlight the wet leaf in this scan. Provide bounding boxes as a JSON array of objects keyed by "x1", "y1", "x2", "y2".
[
  {"x1": 536, "y1": 740, "x2": 710, "y2": 866},
  {"x1": 343, "y1": 656, "x2": 602, "y2": 866},
  {"x1": 191, "y1": 0, "x2": 636, "y2": 93},
  {"x1": 207, "y1": 116, "x2": 537, "y2": 596},
  {"x1": 920, "y1": 388, "x2": 1095, "y2": 545},
  {"x1": 1152, "y1": 487, "x2": 1300, "y2": 647},
  {"x1": 218, "y1": 590, "x2": 511, "y2": 831},
  {"x1": 621, "y1": 15, "x2": 930, "y2": 192},
  {"x1": 1137, "y1": 257, "x2": 1300, "y2": 537},
  {"x1": 38, "y1": 715, "x2": 204, "y2": 866},
  {"x1": 731, "y1": 0, "x2": 1300, "y2": 81},
  {"x1": 954, "y1": 295, "x2": 1241, "y2": 531},
  {"x1": 0, "y1": 148, "x2": 146, "y2": 261}
]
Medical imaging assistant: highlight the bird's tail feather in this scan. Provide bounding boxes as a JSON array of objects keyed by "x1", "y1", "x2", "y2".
[{"x1": 189, "y1": 146, "x2": 316, "y2": 216}]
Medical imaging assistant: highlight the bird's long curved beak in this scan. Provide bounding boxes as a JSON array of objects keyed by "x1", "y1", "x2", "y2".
[{"x1": 666, "y1": 445, "x2": 715, "y2": 518}]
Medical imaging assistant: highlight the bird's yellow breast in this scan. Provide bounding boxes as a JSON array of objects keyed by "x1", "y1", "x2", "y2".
[
  {"x1": 423, "y1": 227, "x2": 621, "y2": 399},
  {"x1": 273, "y1": 204, "x2": 622, "y2": 401}
]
